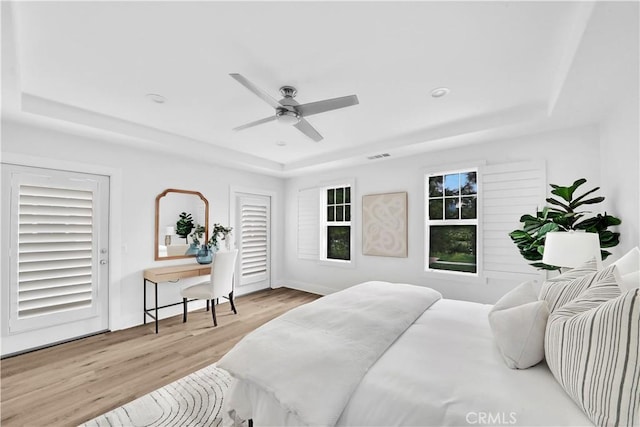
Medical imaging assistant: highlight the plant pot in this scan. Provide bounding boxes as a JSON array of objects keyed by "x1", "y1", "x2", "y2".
[
  {"x1": 185, "y1": 243, "x2": 199, "y2": 256},
  {"x1": 196, "y1": 245, "x2": 215, "y2": 265}
]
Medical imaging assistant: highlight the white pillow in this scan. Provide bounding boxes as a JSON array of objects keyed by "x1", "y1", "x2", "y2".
[
  {"x1": 611, "y1": 247, "x2": 640, "y2": 291},
  {"x1": 488, "y1": 281, "x2": 549, "y2": 369},
  {"x1": 620, "y1": 270, "x2": 640, "y2": 291},
  {"x1": 611, "y1": 246, "x2": 640, "y2": 276}
]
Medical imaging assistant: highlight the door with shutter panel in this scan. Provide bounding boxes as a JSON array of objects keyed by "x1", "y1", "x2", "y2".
[
  {"x1": 1, "y1": 164, "x2": 109, "y2": 356},
  {"x1": 235, "y1": 194, "x2": 271, "y2": 293}
]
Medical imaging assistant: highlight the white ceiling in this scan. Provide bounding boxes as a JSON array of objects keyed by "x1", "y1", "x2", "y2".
[{"x1": 2, "y1": 1, "x2": 638, "y2": 177}]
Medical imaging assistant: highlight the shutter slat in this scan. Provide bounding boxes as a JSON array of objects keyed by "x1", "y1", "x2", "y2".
[
  {"x1": 19, "y1": 250, "x2": 93, "y2": 263},
  {"x1": 20, "y1": 214, "x2": 92, "y2": 225},
  {"x1": 19, "y1": 233, "x2": 92, "y2": 243},
  {"x1": 19, "y1": 293, "x2": 92, "y2": 312},
  {"x1": 19, "y1": 205, "x2": 92, "y2": 216},
  {"x1": 20, "y1": 185, "x2": 92, "y2": 200},
  {"x1": 19, "y1": 266, "x2": 92, "y2": 282},
  {"x1": 18, "y1": 275, "x2": 93, "y2": 291},
  {"x1": 19, "y1": 283, "x2": 92, "y2": 301}
]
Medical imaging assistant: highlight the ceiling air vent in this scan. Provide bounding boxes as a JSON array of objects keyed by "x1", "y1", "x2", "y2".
[{"x1": 367, "y1": 153, "x2": 391, "y2": 160}]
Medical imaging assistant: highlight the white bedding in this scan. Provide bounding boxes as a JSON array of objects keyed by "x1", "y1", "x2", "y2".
[
  {"x1": 219, "y1": 281, "x2": 441, "y2": 426},
  {"x1": 224, "y1": 291, "x2": 594, "y2": 426}
]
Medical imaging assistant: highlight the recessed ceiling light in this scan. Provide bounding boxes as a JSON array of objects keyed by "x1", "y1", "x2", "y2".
[
  {"x1": 146, "y1": 93, "x2": 166, "y2": 104},
  {"x1": 276, "y1": 141, "x2": 287, "y2": 147},
  {"x1": 430, "y1": 87, "x2": 450, "y2": 98}
]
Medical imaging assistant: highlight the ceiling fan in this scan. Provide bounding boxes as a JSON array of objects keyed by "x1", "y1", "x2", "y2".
[{"x1": 230, "y1": 73, "x2": 359, "y2": 142}]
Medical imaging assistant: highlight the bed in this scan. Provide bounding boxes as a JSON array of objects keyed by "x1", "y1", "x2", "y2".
[{"x1": 218, "y1": 264, "x2": 639, "y2": 427}]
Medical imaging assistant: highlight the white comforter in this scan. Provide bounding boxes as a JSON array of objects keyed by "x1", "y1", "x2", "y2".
[
  {"x1": 222, "y1": 289, "x2": 594, "y2": 427},
  {"x1": 218, "y1": 281, "x2": 442, "y2": 426}
]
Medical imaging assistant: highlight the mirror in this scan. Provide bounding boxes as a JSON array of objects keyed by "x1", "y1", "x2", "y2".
[{"x1": 155, "y1": 189, "x2": 209, "y2": 261}]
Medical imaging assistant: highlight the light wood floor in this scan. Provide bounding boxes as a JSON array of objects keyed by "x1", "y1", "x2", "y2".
[{"x1": 1, "y1": 287, "x2": 319, "y2": 427}]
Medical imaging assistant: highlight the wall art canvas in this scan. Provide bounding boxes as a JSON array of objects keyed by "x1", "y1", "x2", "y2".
[{"x1": 362, "y1": 192, "x2": 408, "y2": 257}]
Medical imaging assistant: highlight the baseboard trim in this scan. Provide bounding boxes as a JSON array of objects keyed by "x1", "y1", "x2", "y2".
[{"x1": 278, "y1": 280, "x2": 336, "y2": 296}]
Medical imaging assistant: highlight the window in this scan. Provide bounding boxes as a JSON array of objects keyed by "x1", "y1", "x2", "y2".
[
  {"x1": 322, "y1": 185, "x2": 351, "y2": 261},
  {"x1": 426, "y1": 170, "x2": 478, "y2": 274}
]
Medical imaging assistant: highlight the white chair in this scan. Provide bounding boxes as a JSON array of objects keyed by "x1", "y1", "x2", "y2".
[{"x1": 180, "y1": 249, "x2": 239, "y2": 326}]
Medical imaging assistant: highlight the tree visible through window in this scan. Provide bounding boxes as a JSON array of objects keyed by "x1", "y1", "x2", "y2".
[
  {"x1": 427, "y1": 170, "x2": 478, "y2": 274},
  {"x1": 325, "y1": 186, "x2": 351, "y2": 261}
]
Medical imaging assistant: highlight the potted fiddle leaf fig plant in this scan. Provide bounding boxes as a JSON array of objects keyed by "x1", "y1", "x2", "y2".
[
  {"x1": 175, "y1": 212, "x2": 194, "y2": 243},
  {"x1": 509, "y1": 178, "x2": 621, "y2": 270}
]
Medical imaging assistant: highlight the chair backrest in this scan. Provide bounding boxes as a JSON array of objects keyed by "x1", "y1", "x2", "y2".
[{"x1": 211, "y1": 249, "x2": 239, "y2": 299}]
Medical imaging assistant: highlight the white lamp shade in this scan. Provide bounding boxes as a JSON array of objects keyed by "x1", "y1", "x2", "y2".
[
  {"x1": 165, "y1": 226, "x2": 175, "y2": 235},
  {"x1": 542, "y1": 231, "x2": 602, "y2": 269}
]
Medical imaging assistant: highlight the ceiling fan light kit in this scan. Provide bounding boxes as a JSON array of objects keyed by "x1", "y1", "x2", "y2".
[{"x1": 230, "y1": 73, "x2": 359, "y2": 142}]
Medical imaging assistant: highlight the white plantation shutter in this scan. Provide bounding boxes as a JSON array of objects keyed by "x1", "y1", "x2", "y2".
[
  {"x1": 4, "y1": 167, "x2": 108, "y2": 337},
  {"x1": 297, "y1": 187, "x2": 319, "y2": 259},
  {"x1": 17, "y1": 185, "x2": 94, "y2": 318},
  {"x1": 482, "y1": 160, "x2": 546, "y2": 282},
  {"x1": 240, "y1": 202, "x2": 268, "y2": 283}
]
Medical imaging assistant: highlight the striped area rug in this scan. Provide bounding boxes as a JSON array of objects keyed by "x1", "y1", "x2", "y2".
[{"x1": 82, "y1": 364, "x2": 232, "y2": 427}]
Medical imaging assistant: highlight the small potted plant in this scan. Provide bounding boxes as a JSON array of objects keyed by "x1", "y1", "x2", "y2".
[
  {"x1": 175, "y1": 212, "x2": 194, "y2": 244},
  {"x1": 209, "y1": 223, "x2": 233, "y2": 251}
]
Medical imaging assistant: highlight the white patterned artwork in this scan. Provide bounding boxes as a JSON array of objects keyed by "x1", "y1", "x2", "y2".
[{"x1": 362, "y1": 192, "x2": 408, "y2": 257}]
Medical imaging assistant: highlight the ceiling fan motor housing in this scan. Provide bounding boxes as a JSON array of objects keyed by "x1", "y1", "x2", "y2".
[{"x1": 276, "y1": 107, "x2": 300, "y2": 125}]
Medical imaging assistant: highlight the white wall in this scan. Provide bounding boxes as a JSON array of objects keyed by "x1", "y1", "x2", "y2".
[
  {"x1": 282, "y1": 125, "x2": 605, "y2": 304},
  {"x1": 2, "y1": 111, "x2": 636, "y2": 338},
  {"x1": 1, "y1": 119, "x2": 285, "y2": 331},
  {"x1": 599, "y1": 91, "x2": 640, "y2": 256}
]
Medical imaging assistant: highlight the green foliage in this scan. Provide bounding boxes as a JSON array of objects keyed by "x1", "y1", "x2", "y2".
[
  {"x1": 175, "y1": 212, "x2": 194, "y2": 243},
  {"x1": 190, "y1": 224, "x2": 206, "y2": 245},
  {"x1": 509, "y1": 179, "x2": 621, "y2": 270},
  {"x1": 208, "y1": 223, "x2": 233, "y2": 250}
]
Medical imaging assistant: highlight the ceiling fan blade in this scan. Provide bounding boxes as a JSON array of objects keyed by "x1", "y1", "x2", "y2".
[
  {"x1": 230, "y1": 73, "x2": 281, "y2": 109},
  {"x1": 294, "y1": 118, "x2": 323, "y2": 142},
  {"x1": 295, "y1": 95, "x2": 359, "y2": 117},
  {"x1": 232, "y1": 115, "x2": 276, "y2": 131}
]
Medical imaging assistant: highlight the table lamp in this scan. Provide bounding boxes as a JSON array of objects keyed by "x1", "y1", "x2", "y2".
[
  {"x1": 165, "y1": 226, "x2": 174, "y2": 246},
  {"x1": 542, "y1": 231, "x2": 602, "y2": 270}
]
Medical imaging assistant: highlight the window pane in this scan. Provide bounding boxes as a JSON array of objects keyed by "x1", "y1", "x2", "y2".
[
  {"x1": 429, "y1": 199, "x2": 443, "y2": 220},
  {"x1": 429, "y1": 176, "x2": 443, "y2": 197},
  {"x1": 444, "y1": 198, "x2": 459, "y2": 219},
  {"x1": 327, "y1": 206, "x2": 335, "y2": 222},
  {"x1": 336, "y1": 205, "x2": 344, "y2": 221},
  {"x1": 336, "y1": 188, "x2": 344, "y2": 204},
  {"x1": 345, "y1": 205, "x2": 351, "y2": 221},
  {"x1": 461, "y1": 196, "x2": 477, "y2": 219},
  {"x1": 327, "y1": 226, "x2": 350, "y2": 260},
  {"x1": 345, "y1": 187, "x2": 351, "y2": 204},
  {"x1": 461, "y1": 172, "x2": 477, "y2": 195},
  {"x1": 327, "y1": 189, "x2": 335, "y2": 205},
  {"x1": 428, "y1": 225, "x2": 477, "y2": 273},
  {"x1": 444, "y1": 174, "x2": 460, "y2": 196}
]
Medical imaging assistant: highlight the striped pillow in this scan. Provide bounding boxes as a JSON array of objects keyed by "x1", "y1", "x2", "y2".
[
  {"x1": 545, "y1": 280, "x2": 639, "y2": 426},
  {"x1": 539, "y1": 259, "x2": 609, "y2": 312}
]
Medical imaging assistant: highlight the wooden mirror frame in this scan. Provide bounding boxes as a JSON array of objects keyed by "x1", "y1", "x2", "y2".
[{"x1": 155, "y1": 188, "x2": 209, "y2": 261}]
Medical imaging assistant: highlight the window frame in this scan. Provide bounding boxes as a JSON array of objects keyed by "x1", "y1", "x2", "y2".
[
  {"x1": 424, "y1": 165, "x2": 483, "y2": 279},
  {"x1": 319, "y1": 179, "x2": 355, "y2": 267}
]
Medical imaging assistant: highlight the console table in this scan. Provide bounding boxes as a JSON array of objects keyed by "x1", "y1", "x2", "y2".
[{"x1": 143, "y1": 264, "x2": 212, "y2": 333}]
